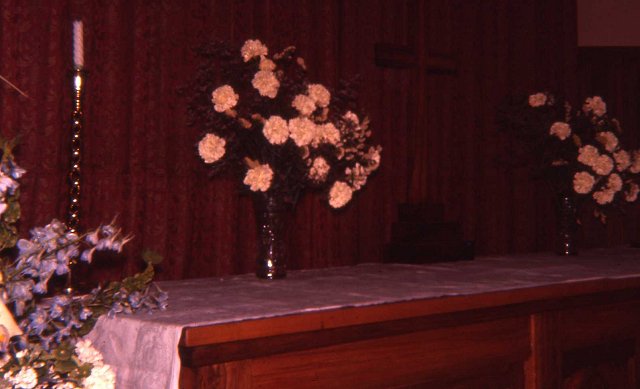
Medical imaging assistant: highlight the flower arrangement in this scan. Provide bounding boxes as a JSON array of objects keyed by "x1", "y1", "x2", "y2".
[
  {"x1": 499, "y1": 92, "x2": 640, "y2": 222},
  {"x1": 0, "y1": 139, "x2": 167, "y2": 388},
  {"x1": 188, "y1": 39, "x2": 381, "y2": 208}
]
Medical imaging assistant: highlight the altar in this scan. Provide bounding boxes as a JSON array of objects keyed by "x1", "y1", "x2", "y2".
[{"x1": 89, "y1": 248, "x2": 640, "y2": 388}]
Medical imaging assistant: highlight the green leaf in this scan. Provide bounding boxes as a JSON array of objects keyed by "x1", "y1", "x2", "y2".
[
  {"x1": 141, "y1": 249, "x2": 163, "y2": 265},
  {"x1": 54, "y1": 359, "x2": 78, "y2": 373}
]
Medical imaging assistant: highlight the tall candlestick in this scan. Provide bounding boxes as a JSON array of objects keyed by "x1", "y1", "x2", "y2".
[{"x1": 73, "y1": 20, "x2": 84, "y2": 69}]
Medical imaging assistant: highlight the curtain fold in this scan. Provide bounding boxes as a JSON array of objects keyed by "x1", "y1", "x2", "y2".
[{"x1": 0, "y1": 1, "x2": 584, "y2": 281}]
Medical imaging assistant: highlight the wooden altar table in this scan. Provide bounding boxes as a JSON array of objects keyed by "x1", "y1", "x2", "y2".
[{"x1": 89, "y1": 248, "x2": 640, "y2": 388}]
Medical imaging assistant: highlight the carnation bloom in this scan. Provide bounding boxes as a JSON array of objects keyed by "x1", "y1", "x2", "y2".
[
  {"x1": 211, "y1": 85, "x2": 239, "y2": 112},
  {"x1": 626, "y1": 183, "x2": 640, "y2": 202},
  {"x1": 5, "y1": 367, "x2": 38, "y2": 389},
  {"x1": 549, "y1": 121, "x2": 571, "y2": 140},
  {"x1": 328, "y1": 181, "x2": 353, "y2": 208},
  {"x1": 583, "y1": 96, "x2": 607, "y2": 117},
  {"x1": 593, "y1": 155, "x2": 614, "y2": 176},
  {"x1": 75, "y1": 339, "x2": 104, "y2": 365},
  {"x1": 343, "y1": 111, "x2": 360, "y2": 125},
  {"x1": 83, "y1": 364, "x2": 116, "y2": 389},
  {"x1": 607, "y1": 173, "x2": 623, "y2": 192},
  {"x1": 614, "y1": 149, "x2": 631, "y2": 171},
  {"x1": 577, "y1": 145, "x2": 600, "y2": 167},
  {"x1": 259, "y1": 57, "x2": 276, "y2": 71},
  {"x1": 630, "y1": 150, "x2": 640, "y2": 173},
  {"x1": 308, "y1": 84, "x2": 331, "y2": 107},
  {"x1": 593, "y1": 189, "x2": 615, "y2": 205},
  {"x1": 252, "y1": 70, "x2": 280, "y2": 98},
  {"x1": 289, "y1": 117, "x2": 316, "y2": 147},
  {"x1": 528, "y1": 92, "x2": 547, "y2": 107},
  {"x1": 263, "y1": 116, "x2": 289, "y2": 145},
  {"x1": 320, "y1": 122, "x2": 341, "y2": 145},
  {"x1": 596, "y1": 131, "x2": 619, "y2": 152},
  {"x1": 573, "y1": 171, "x2": 595, "y2": 194},
  {"x1": 346, "y1": 163, "x2": 368, "y2": 190},
  {"x1": 292, "y1": 94, "x2": 316, "y2": 116},
  {"x1": 364, "y1": 146, "x2": 382, "y2": 171},
  {"x1": 309, "y1": 157, "x2": 330, "y2": 182},
  {"x1": 198, "y1": 134, "x2": 226, "y2": 163},
  {"x1": 243, "y1": 164, "x2": 273, "y2": 192},
  {"x1": 241, "y1": 39, "x2": 268, "y2": 62}
]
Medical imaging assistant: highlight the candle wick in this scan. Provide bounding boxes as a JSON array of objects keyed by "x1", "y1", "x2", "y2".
[{"x1": 0, "y1": 75, "x2": 29, "y2": 98}]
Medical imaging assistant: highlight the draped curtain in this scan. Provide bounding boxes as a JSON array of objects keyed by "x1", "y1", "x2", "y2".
[{"x1": 0, "y1": 0, "x2": 588, "y2": 282}]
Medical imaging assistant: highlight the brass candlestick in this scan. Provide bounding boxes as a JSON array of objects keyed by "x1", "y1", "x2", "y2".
[
  {"x1": 65, "y1": 68, "x2": 85, "y2": 294},
  {"x1": 68, "y1": 68, "x2": 84, "y2": 234}
]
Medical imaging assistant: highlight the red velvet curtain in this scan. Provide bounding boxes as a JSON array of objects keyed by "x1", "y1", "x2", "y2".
[{"x1": 0, "y1": 0, "x2": 582, "y2": 282}]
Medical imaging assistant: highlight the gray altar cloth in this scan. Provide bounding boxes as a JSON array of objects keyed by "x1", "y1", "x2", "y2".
[{"x1": 88, "y1": 248, "x2": 640, "y2": 388}]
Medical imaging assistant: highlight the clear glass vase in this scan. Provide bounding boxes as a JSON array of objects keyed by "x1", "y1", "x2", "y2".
[
  {"x1": 253, "y1": 193, "x2": 292, "y2": 279},
  {"x1": 555, "y1": 193, "x2": 579, "y2": 255}
]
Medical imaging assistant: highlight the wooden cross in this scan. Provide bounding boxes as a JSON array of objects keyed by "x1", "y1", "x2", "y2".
[
  {"x1": 373, "y1": 0, "x2": 458, "y2": 75},
  {"x1": 375, "y1": 42, "x2": 457, "y2": 75}
]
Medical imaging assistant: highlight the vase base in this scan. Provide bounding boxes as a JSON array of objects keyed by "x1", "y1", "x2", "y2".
[
  {"x1": 556, "y1": 242, "x2": 578, "y2": 256},
  {"x1": 256, "y1": 260, "x2": 287, "y2": 279}
]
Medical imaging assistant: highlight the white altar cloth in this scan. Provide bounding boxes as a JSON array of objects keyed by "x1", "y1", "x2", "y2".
[{"x1": 88, "y1": 248, "x2": 640, "y2": 388}]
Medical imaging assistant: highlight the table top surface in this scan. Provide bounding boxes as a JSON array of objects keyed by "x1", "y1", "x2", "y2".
[{"x1": 116, "y1": 248, "x2": 640, "y2": 338}]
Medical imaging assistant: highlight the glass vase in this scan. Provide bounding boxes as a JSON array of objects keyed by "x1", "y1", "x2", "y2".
[
  {"x1": 555, "y1": 193, "x2": 579, "y2": 255},
  {"x1": 253, "y1": 193, "x2": 292, "y2": 279}
]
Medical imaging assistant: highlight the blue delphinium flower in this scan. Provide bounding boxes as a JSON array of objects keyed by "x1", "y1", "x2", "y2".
[{"x1": 27, "y1": 307, "x2": 48, "y2": 336}]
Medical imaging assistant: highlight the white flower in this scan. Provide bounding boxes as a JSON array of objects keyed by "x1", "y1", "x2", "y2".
[
  {"x1": 0, "y1": 202, "x2": 7, "y2": 216},
  {"x1": 583, "y1": 96, "x2": 607, "y2": 117},
  {"x1": 210, "y1": 85, "x2": 239, "y2": 112},
  {"x1": 241, "y1": 39, "x2": 268, "y2": 62},
  {"x1": 0, "y1": 175, "x2": 17, "y2": 192},
  {"x1": 289, "y1": 117, "x2": 316, "y2": 147},
  {"x1": 198, "y1": 134, "x2": 226, "y2": 163},
  {"x1": 259, "y1": 57, "x2": 276, "y2": 71},
  {"x1": 626, "y1": 183, "x2": 639, "y2": 202},
  {"x1": 364, "y1": 146, "x2": 382, "y2": 172},
  {"x1": 291, "y1": 94, "x2": 316, "y2": 116},
  {"x1": 75, "y1": 339, "x2": 104, "y2": 366},
  {"x1": 593, "y1": 155, "x2": 614, "y2": 176},
  {"x1": 593, "y1": 189, "x2": 615, "y2": 205},
  {"x1": 263, "y1": 116, "x2": 289, "y2": 145},
  {"x1": 614, "y1": 150, "x2": 631, "y2": 171},
  {"x1": 549, "y1": 121, "x2": 571, "y2": 140},
  {"x1": 577, "y1": 145, "x2": 600, "y2": 167},
  {"x1": 14, "y1": 350, "x2": 28, "y2": 360},
  {"x1": 631, "y1": 150, "x2": 640, "y2": 173},
  {"x1": 319, "y1": 122, "x2": 340, "y2": 145},
  {"x1": 528, "y1": 92, "x2": 547, "y2": 107},
  {"x1": 607, "y1": 173, "x2": 623, "y2": 192},
  {"x1": 309, "y1": 157, "x2": 330, "y2": 182},
  {"x1": 83, "y1": 364, "x2": 116, "y2": 389},
  {"x1": 573, "y1": 171, "x2": 595, "y2": 194},
  {"x1": 308, "y1": 84, "x2": 331, "y2": 107},
  {"x1": 596, "y1": 131, "x2": 618, "y2": 152},
  {"x1": 252, "y1": 70, "x2": 279, "y2": 98},
  {"x1": 243, "y1": 164, "x2": 273, "y2": 192},
  {"x1": 346, "y1": 163, "x2": 368, "y2": 191},
  {"x1": 5, "y1": 367, "x2": 38, "y2": 389},
  {"x1": 329, "y1": 181, "x2": 353, "y2": 208},
  {"x1": 343, "y1": 111, "x2": 360, "y2": 125}
]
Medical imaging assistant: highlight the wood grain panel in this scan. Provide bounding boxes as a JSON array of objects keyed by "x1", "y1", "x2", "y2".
[{"x1": 241, "y1": 316, "x2": 528, "y2": 389}]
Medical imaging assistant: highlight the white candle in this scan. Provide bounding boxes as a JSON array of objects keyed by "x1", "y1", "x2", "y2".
[{"x1": 73, "y1": 20, "x2": 84, "y2": 68}]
